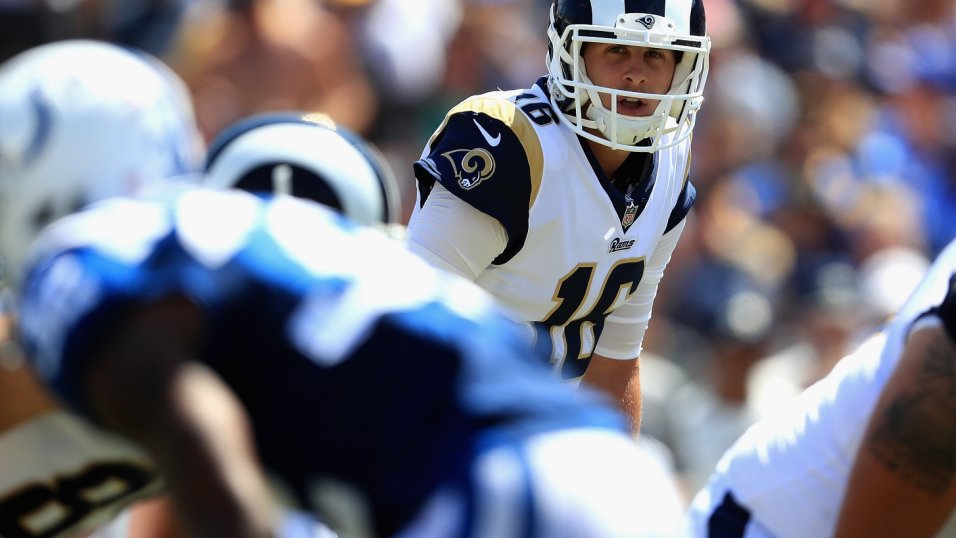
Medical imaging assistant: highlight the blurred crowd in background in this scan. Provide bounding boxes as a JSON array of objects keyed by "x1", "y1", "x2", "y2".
[{"x1": 3, "y1": 0, "x2": 955, "y2": 503}]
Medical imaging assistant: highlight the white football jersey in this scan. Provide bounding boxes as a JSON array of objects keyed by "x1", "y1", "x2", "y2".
[
  {"x1": 0, "y1": 411, "x2": 160, "y2": 538},
  {"x1": 408, "y1": 79, "x2": 694, "y2": 379},
  {"x1": 687, "y1": 239, "x2": 956, "y2": 538}
]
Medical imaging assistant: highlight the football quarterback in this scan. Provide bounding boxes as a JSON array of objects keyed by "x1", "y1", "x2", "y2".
[{"x1": 406, "y1": 0, "x2": 710, "y2": 432}]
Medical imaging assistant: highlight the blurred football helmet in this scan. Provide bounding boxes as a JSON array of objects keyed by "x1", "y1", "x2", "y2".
[
  {"x1": 203, "y1": 112, "x2": 401, "y2": 227},
  {"x1": 547, "y1": 0, "x2": 711, "y2": 152},
  {"x1": 0, "y1": 40, "x2": 204, "y2": 286}
]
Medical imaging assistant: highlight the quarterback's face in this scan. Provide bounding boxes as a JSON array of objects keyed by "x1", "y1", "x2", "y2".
[{"x1": 582, "y1": 43, "x2": 677, "y2": 117}]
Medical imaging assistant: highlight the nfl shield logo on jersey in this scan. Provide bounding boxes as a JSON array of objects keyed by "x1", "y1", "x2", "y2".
[{"x1": 622, "y1": 197, "x2": 638, "y2": 231}]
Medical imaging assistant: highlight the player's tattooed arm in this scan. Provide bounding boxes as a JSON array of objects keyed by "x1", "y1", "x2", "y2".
[
  {"x1": 834, "y1": 315, "x2": 956, "y2": 538},
  {"x1": 866, "y1": 327, "x2": 956, "y2": 494}
]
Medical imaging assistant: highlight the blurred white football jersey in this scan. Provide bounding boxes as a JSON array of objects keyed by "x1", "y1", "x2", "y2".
[
  {"x1": 0, "y1": 411, "x2": 160, "y2": 538},
  {"x1": 688, "y1": 239, "x2": 956, "y2": 538}
]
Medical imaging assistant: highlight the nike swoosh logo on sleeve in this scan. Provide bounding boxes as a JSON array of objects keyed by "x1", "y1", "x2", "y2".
[{"x1": 473, "y1": 118, "x2": 502, "y2": 147}]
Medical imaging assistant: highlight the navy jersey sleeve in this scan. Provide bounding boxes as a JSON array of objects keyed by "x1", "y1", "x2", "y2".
[
  {"x1": 664, "y1": 178, "x2": 696, "y2": 234},
  {"x1": 414, "y1": 97, "x2": 545, "y2": 263}
]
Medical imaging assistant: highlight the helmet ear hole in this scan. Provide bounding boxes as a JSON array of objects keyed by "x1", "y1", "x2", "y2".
[{"x1": 670, "y1": 51, "x2": 699, "y2": 113}]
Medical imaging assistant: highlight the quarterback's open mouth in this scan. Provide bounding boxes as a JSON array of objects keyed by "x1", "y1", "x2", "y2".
[{"x1": 617, "y1": 97, "x2": 651, "y2": 116}]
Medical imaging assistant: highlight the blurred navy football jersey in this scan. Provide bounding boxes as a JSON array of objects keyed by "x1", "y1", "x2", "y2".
[{"x1": 16, "y1": 189, "x2": 642, "y2": 537}]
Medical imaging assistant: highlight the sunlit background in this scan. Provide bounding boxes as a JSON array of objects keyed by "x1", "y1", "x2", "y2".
[{"x1": 3, "y1": 0, "x2": 954, "y2": 502}]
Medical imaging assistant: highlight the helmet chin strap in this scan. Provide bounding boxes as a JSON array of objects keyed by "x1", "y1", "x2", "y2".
[
  {"x1": 579, "y1": 73, "x2": 667, "y2": 147},
  {"x1": 585, "y1": 99, "x2": 659, "y2": 146}
]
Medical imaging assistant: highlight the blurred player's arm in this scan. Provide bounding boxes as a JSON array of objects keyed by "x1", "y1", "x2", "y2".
[
  {"x1": 835, "y1": 277, "x2": 956, "y2": 538},
  {"x1": 124, "y1": 497, "x2": 190, "y2": 538},
  {"x1": 85, "y1": 295, "x2": 282, "y2": 538},
  {"x1": 0, "y1": 311, "x2": 59, "y2": 430},
  {"x1": 1, "y1": 291, "x2": 57, "y2": 426}
]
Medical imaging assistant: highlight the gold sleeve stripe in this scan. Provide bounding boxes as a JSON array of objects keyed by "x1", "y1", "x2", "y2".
[{"x1": 439, "y1": 97, "x2": 544, "y2": 208}]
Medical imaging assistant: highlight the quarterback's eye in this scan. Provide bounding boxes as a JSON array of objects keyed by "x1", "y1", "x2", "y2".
[{"x1": 645, "y1": 48, "x2": 674, "y2": 62}]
